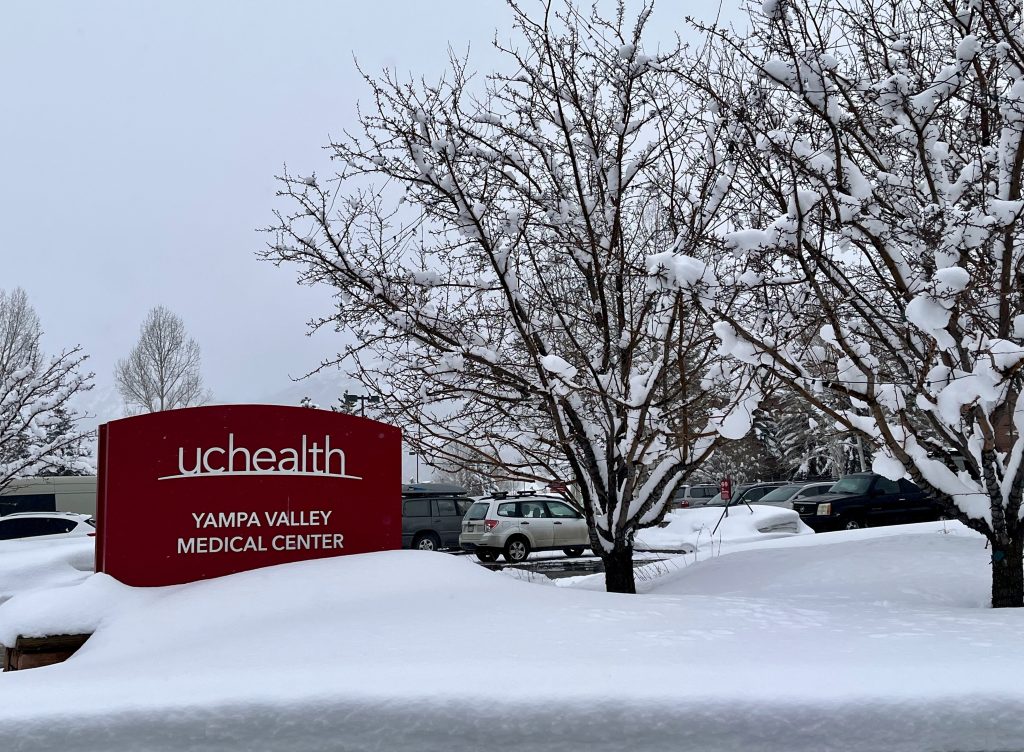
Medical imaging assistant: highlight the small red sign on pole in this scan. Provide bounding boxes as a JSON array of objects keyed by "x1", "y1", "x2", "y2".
[
  {"x1": 96, "y1": 404, "x2": 401, "y2": 587},
  {"x1": 720, "y1": 477, "x2": 732, "y2": 501}
]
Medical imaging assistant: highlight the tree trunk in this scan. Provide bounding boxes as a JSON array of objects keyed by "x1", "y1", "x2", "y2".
[
  {"x1": 991, "y1": 534, "x2": 1024, "y2": 609},
  {"x1": 602, "y1": 544, "x2": 636, "y2": 594}
]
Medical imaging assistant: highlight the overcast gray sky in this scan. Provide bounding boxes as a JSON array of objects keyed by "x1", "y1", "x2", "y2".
[{"x1": 2, "y1": 0, "x2": 732, "y2": 425}]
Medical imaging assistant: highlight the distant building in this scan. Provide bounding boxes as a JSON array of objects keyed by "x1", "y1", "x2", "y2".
[{"x1": 0, "y1": 476, "x2": 97, "y2": 516}]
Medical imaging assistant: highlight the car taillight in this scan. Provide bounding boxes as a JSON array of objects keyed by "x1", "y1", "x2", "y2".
[
  {"x1": 484, "y1": 519, "x2": 499, "y2": 530},
  {"x1": 816, "y1": 503, "x2": 832, "y2": 516},
  {"x1": 679, "y1": 500, "x2": 690, "y2": 508}
]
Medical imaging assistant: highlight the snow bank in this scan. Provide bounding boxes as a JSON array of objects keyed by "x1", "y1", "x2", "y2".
[
  {"x1": 0, "y1": 536, "x2": 1021, "y2": 752},
  {"x1": 0, "y1": 537, "x2": 94, "y2": 605},
  {"x1": 636, "y1": 505, "x2": 813, "y2": 551}
]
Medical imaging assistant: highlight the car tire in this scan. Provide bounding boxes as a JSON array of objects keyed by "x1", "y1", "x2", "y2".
[
  {"x1": 843, "y1": 518, "x2": 865, "y2": 531},
  {"x1": 476, "y1": 550, "x2": 498, "y2": 563},
  {"x1": 562, "y1": 546, "x2": 585, "y2": 557},
  {"x1": 413, "y1": 532, "x2": 442, "y2": 551},
  {"x1": 503, "y1": 537, "x2": 531, "y2": 563}
]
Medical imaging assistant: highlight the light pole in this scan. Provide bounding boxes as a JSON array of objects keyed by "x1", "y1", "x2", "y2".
[{"x1": 343, "y1": 392, "x2": 380, "y2": 417}]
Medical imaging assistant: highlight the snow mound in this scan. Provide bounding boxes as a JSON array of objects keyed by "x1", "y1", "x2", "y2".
[
  {"x1": 0, "y1": 537, "x2": 94, "y2": 605},
  {"x1": 0, "y1": 535, "x2": 1022, "y2": 752}
]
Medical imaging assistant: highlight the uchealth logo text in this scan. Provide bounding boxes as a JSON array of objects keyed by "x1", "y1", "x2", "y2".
[{"x1": 161, "y1": 433, "x2": 361, "y2": 480}]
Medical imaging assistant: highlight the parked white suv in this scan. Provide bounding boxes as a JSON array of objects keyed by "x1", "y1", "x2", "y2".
[
  {"x1": 0, "y1": 512, "x2": 95, "y2": 541},
  {"x1": 460, "y1": 493, "x2": 593, "y2": 563}
]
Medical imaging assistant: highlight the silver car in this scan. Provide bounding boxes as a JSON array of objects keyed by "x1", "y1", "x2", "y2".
[{"x1": 460, "y1": 494, "x2": 592, "y2": 563}]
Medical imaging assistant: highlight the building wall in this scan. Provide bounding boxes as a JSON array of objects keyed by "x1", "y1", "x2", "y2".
[{"x1": 0, "y1": 476, "x2": 97, "y2": 516}]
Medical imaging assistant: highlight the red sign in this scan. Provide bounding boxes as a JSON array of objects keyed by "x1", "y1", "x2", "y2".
[
  {"x1": 720, "y1": 477, "x2": 732, "y2": 501},
  {"x1": 96, "y1": 405, "x2": 401, "y2": 587}
]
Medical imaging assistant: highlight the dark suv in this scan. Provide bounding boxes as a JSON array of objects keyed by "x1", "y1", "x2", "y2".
[
  {"x1": 401, "y1": 483, "x2": 472, "y2": 551},
  {"x1": 791, "y1": 473, "x2": 945, "y2": 531}
]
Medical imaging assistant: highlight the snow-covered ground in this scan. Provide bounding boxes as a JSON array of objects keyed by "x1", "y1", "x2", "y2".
[{"x1": 1, "y1": 522, "x2": 1022, "y2": 752}]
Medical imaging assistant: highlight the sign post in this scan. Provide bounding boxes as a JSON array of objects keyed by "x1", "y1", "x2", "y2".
[
  {"x1": 720, "y1": 477, "x2": 732, "y2": 502},
  {"x1": 95, "y1": 404, "x2": 401, "y2": 587}
]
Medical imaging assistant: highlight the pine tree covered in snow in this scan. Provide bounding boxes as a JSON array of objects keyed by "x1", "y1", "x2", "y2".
[
  {"x1": 682, "y1": 0, "x2": 1024, "y2": 606},
  {"x1": 266, "y1": 1, "x2": 758, "y2": 593},
  {"x1": 33, "y1": 406, "x2": 93, "y2": 477},
  {"x1": 771, "y1": 388, "x2": 867, "y2": 478},
  {"x1": 0, "y1": 288, "x2": 93, "y2": 489}
]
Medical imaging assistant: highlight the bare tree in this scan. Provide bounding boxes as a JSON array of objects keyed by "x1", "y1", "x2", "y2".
[
  {"x1": 0, "y1": 288, "x2": 93, "y2": 489},
  {"x1": 265, "y1": 1, "x2": 758, "y2": 592},
  {"x1": 682, "y1": 0, "x2": 1024, "y2": 606},
  {"x1": 115, "y1": 306, "x2": 210, "y2": 413}
]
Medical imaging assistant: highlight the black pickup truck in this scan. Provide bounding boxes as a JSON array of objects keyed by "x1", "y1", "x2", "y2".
[{"x1": 791, "y1": 473, "x2": 947, "y2": 532}]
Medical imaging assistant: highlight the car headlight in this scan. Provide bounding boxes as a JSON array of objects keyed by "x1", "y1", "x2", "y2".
[{"x1": 816, "y1": 503, "x2": 832, "y2": 516}]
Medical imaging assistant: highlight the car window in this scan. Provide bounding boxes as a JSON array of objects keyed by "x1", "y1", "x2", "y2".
[
  {"x1": 47, "y1": 518, "x2": 77, "y2": 534},
  {"x1": 696, "y1": 486, "x2": 715, "y2": 497},
  {"x1": 497, "y1": 502, "x2": 518, "y2": 517},
  {"x1": 874, "y1": 477, "x2": 900, "y2": 494},
  {"x1": 403, "y1": 499, "x2": 430, "y2": 517},
  {"x1": 898, "y1": 479, "x2": 920, "y2": 493},
  {"x1": 744, "y1": 487, "x2": 770, "y2": 502},
  {"x1": 545, "y1": 501, "x2": 580, "y2": 518},
  {"x1": 831, "y1": 476, "x2": 872, "y2": 494},
  {"x1": 520, "y1": 501, "x2": 549, "y2": 518},
  {"x1": 466, "y1": 502, "x2": 489, "y2": 520},
  {"x1": 455, "y1": 500, "x2": 473, "y2": 515},
  {"x1": 434, "y1": 499, "x2": 458, "y2": 516},
  {"x1": 796, "y1": 484, "x2": 830, "y2": 498},
  {"x1": 759, "y1": 486, "x2": 801, "y2": 502},
  {"x1": 0, "y1": 517, "x2": 54, "y2": 539}
]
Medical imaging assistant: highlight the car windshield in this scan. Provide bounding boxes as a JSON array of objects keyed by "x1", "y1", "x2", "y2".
[
  {"x1": 466, "y1": 502, "x2": 489, "y2": 520},
  {"x1": 830, "y1": 476, "x2": 872, "y2": 494},
  {"x1": 758, "y1": 485, "x2": 802, "y2": 502}
]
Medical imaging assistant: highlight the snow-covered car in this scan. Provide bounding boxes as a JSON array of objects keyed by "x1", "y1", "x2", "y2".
[
  {"x1": 460, "y1": 493, "x2": 593, "y2": 563},
  {"x1": 0, "y1": 512, "x2": 96, "y2": 541},
  {"x1": 637, "y1": 505, "x2": 814, "y2": 552}
]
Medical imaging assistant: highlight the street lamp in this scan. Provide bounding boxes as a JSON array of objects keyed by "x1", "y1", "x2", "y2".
[{"x1": 343, "y1": 392, "x2": 380, "y2": 417}]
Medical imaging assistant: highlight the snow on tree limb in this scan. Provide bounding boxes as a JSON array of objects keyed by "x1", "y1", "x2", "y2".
[{"x1": 265, "y1": 0, "x2": 756, "y2": 592}]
